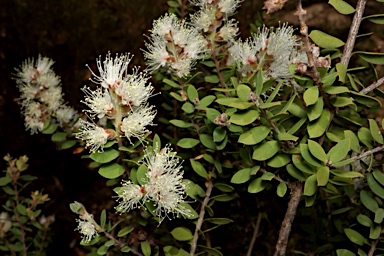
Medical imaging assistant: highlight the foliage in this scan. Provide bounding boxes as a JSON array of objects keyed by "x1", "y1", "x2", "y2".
[{"x1": 9, "y1": 0, "x2": 384, "y2": 255}]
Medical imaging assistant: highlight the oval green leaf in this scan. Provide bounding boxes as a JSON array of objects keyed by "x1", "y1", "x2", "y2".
[
  {"x1": 98, "y1": 163, "x2": 125, "y2": 179},
  {"x1": 309, "y1": 30, "x2": 345, "y2": 49}
]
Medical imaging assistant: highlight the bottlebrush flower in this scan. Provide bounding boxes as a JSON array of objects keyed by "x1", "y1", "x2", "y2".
[
  {"x1": 88, "y1": 52, "x2": 132, "y2": 89},
  {"x1": 143, "y1": 13, "x2": 208, "y2": 78},
  {"x1": 75, "y1": 212, "x2": 98, "y2": 243},
  {"x1": 81, "y1": 86, "x2": 115, "y2": 119},
  {"x1": 120, "y1": 105, "x2": 156, "y2": 143},
  {"x1": 75, "y1": 120, "x2": 110, "y2": 152},
  {"x1": 115, "y1": 181, "x2": 145, "y2": 212}
]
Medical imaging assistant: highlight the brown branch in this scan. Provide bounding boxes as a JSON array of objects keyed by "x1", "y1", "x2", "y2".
[
  {"x1": 340, "y1": 0, "x2": 367, "y2": 67},
  {"x1": 190, "y1": 179, "x2": 214, "y2": 256},
  {"x1": 368, "y1": 239, "x2": 379, "y2": 256},
  {"x1": 360, "y1": 76, "x2": 384, "y2": 95},
  {"x1": 246, "y1": 212, "x2": 263, "y2": 256},
  {"x1": 349, "y1": 145, "x2": 384, "y2": 162},
  {"x1": 273, "y1": 182, "x2": 303, "y2": 256}
]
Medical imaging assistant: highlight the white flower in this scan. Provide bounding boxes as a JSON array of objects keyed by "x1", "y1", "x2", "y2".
[
  {"x1": 228, "y1": 38, "x2": 259, "y2": 76},
  {"x1": 81, "y1": 86, "x2": 114, "y2": 119},
  {"x1": 120, "y1": 105, "x2": 156, "y2": 143},
  {"x1": 0, "y1": 212, "x2": 12, "y2": 235},
  {"x1": 24, "y1": 115, "x2": 45, "y2": 134},
  {"x1": 56, "y1": 105, "x2": 78, "y2": 125},
  {"x1": 75, "y1": 120, "x2": 109, "y2": 152},
  {"x1": 75, "y1": 213, "x2": 98, "y2": 243},
  {"x1": 143, "y1": 145, "x2": 190, "y2": 221},
  {"x1": 115, "y1": 69, "x2": 154, "y2": 107},
  {"x1": 218, "y1": 0, "x2": 242, "y2": 17},
  {"x1": 88, "y1": 52, "x2": 132, "y2": 89},
  {"x1": 115, "y1": 181, "x2": 145, "y2": 212},
  {"x1": 144, "y1": 14, "x2": 208, "y2": 77},
  {"x1": 14, "y1": 55, "x2": 56, "y2": 85},
  {"x1": 190, "y1": 8, "x2": 214, "y2": 33},
  {"x1": 217, "y1": 19, "x2": 239, "y2": 42},
  {"x1": 36, "y1": 72, "x2": 61, "y2": 88},
  {"x1": 39, "y1": 86, "x2": 63, "y2": 112}
]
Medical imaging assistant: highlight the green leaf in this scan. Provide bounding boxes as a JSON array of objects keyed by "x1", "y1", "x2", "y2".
[
  {"x1": 169, "y1": 120, "x2": 193, "y2": 128},
  {"x1": 252, "y1": 140, "x2": 280, "y2": 161},
  {"x1": 206, "y1": 108, "x2": 221, "y2": 123},
  {"x1": 182, "y1": 102, "x2": 194, "y2": 113},
  {"x1": 304, "y1": 174, "x2": 317, "y2": 196},
  {"x1": 309, "y1": 30, "x2": 345, "y2": 48},
  {"x1": 308, "y1": 109, "x2": 331, "y2": 138},
  {"x1": 177, "y1": 138, "x2": 200, "y2": 148},
  {"x1": 197, "y1": 95, "x2": 216, "y2": 108},
  {"x1": 3, "y1": 186, "x2": 15, "y2": 195},
  {"x1": 213, "y1": 127, "x2": 226, "y2": 142},
  {"x1": 238, "y1": 126, "x2": 271, "y2": 145},
  {"x1": 197, "y1": 245, "x2": 223, "y2": 256},
  {"x1": 360, "y1": 190, "x2": 379, "y2": 212},
  {"x1": 190, "y1": 159, "x2": 208, "y2": 178},
  {"x1": 167, "y1": 1, "x2": 180, "y2": 8},
  {"x1": 327, "y1": 139, "x2": 351, "y2": 163},
  {"x1": 323, "y1": 86, "x2": 349, "y2": 94},
  {"x1": 267, "y1": 154, "x2": 291, "y2": 168},
  {"x1": 90, "y1": 149, "x2": 119, "y2": 164},
  {"x1": 287, "y1": 164, "x2": 306, "y2": 181},
  {"x1": 300, "y1": 144, "x2": 323, "y2": 167},
  {"x1": 171, "y1": 227, "x2": 193, "y2": 241},
  {"x1": 374, "y1": 208, "x2": 384, "y2": 223},
  {"x1": 229, "y1": 102, "x2": 253, "y2": 109},
  {"x1": 163, "y1": 78, "x2": 180, "y2": 88},
  {"x1": 357, "y1": 51, "x2": 384, "y2": 65},
  {"x1": 42, "y1": 123, "x2": 58, "y2": 134},
  {"x1": 308, "y1": 140, "x2": 328, "y2": 163},
  {"x1": 344, "y1": 130, "x2": 360, "y2": 153},
  {"x1": 229, "y1": 110, "x2": 260, "y2": 126},
  {"x1": 16, "y1": 204, "x2": 27, "y2": 215},
  {"x1": 141, "y1": 240, "x2": 151, "y2": 256},
  {"x1": 0, "y1": 176, "x2": 12, "y2": 186},
  {"x1": 51, "y1": 132, "x2": 67, "y2": 142},
  {"x1": 344, "y1": 228, "x2": 365, "y2": 246},
  {"x1": 205, "y1": 218, "x2": 233, "y2": 225},
  {"x1": 199, "y1": 134, "x2": 216, "y2": 150},
  {"x1": 237, "y1": 84, "x2": 251, "y2": 101},
  {"x1": 357, "y1": 214, "x2": 372, "y2": 227},
  {"x1": 364, "y1": 14, "x2": 384, "y2": 24},
  {"x1": 307, "y1": 98, "x2": 324, "y2": 121},
  {"x1": 373, "y1": 170, "x2": 384, "y2": 187},
  {"x1": 231, "y1": 168, "x2": 251, "y2": 184},
  {"x1": 304, "y1": 86, "x2": 319, "y2": 106},
  {"x1": 335, "y1": 62, "x2": 347, "y2": 82},
  {"x1": 61, "y1": 140, "x2": 77, "y2": 149},
  {"x1": 330, "y1": 169, "x2": 363, "y2": 178},
  {"x1": 205, "y1": 75, "x2": 220, "y2": 83},
  {"x1": 358, "y1": 127, "x2": 374, "y2": 148},
  {"x1": 187, "y1": 84, "x2": 198, "y2": 102},
  {"x1": 248, "y1": 178, "x2": 267, "y2": 193},
  {"x1": 277, "y1": 182, "x2": 287, "y2": 197},
  {"x1": 278, "y1": 133, "x2": 299, "y2": 141},
  {"x1": 367, "y1": 173, "x2": 384, "y2": 199},
  {"x1": 288, "y1": 102, "x2": 306, "y2": 118},
  {"x1": 369, "y1": 119, "x2": 383, "y2": 144},
  {"x1": 117, "y1": 226, "x2": 134, "y2": 237},
  {"x1": 98, "y1": 163, "x2": 125, "y2": 179},
  {"x1": 336, "y1": 249, "x2": 356, "y2": 256},
  {"x1": 370, "y1": 224, "x2": 381, "y2": 239},
  {"x1": 97, "y1": 245, "x2": 109, "y2": 255},
  {"x1": 317, "y1": 166, "x2": 330, "y2": 186},
  {"x1": 170, "y1": 92, "x2": 184, "y2": 101},
  {"x1": 328, "y1": 0, "x2": 355, "y2": 15},
  {"x1": 100, "y1": 210, "x2": 106, "y2": 229}
]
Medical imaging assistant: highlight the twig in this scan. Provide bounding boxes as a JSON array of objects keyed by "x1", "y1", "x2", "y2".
[
  {"x1": 246, "y1": 212, "x2": 263, "y2": 256},
  {"x1": 368, "y1": 238, "x2": 379, "y2": 256},
  {"x1": 340, "y1": 0, "x2": 367, "y2": 67},
  {"x1": 349, "y1": 145, "x2": 384, "y2": 162},
  {"x1": 212, "y1": 51, "x2": 227, "y2": 89},
  {"x1": 360, "y1": 77, "x2": 384, "y2": 95},
  {"x1": 273, "y1": 182, "x2": 303, "y2": 256},
  {"x1": 190, "y1": 178, "x2": 214, "y2": 256}
]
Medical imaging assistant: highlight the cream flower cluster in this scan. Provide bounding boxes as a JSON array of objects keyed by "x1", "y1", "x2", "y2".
[
  {"x1": 116, "y1": 145, "x2": 190, "y2": 222},
  {"x1": 228, "y1": 24, "x2": 308, "y2": 79},
  {"x1": 143, "y1": 14, "x2": 208, "y2": 78},
  {"x1": 75, "y1": 211, "x2": 98, "y2": 243},
  {"x1": 76, "y1": 53, "x2": 156, "y2": 152},
  {"x1": 14, "y1": 55, "x2": 78, "y2": 134}
]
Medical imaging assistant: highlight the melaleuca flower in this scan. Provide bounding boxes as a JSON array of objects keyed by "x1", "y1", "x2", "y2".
[
  {"x1": 217, "y1": 0, "x2": 242, "y2": 17},
  {"x1": 75, "y1": 120, "x2": 111, "y2": 152},
  {"x1": 190, "y1": 8, "x2": 215, "y2": 33},
  {"x1": 55, "y1": 105, "x2": 78, "y2": 125},
  {"x1": 217, "y1": 19, "x2": 239, "y2": 42},
  {"x1": 0, "y1": 212, "x2": 12, "y2": 237},
  {"x1": 15, "y1": 55, "x2": 56, "y2": 85},
  {"x1": 144, "y1": 13, "x2": 208, "y2": 78},
  {"x1": 39, "y1": 86, "x2": 63, "y2": 112},
  {"x1": 75, "y1": 212, "x2": 98, "y2": 243},
  {"x1": 88, "y1": 52, "x2": 132, "y2": 89},
  {"x1": 229, "y1": 24, "x2": 307, "y2": 79},
  {"x1": 81, "y1": 86, "x2": 114, "y2": 119},
  {"x1": 22, "y1": 102, "x2": 46, "y2": 134},
  {"x1": 143, "y1": 145, "x2": 190, "y2": 221},
  {"x1": 115, "y1": 68, "x2": 154, "y2": 107},
  {"x1": 120, "y1": 105, "x2": 156, "y2": 143},
  {"x1": 115, "y1": 181, "x2": 145, "y2": 212}
]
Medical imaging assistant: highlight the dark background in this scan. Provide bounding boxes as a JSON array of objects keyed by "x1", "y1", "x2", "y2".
[{"x1": 0, "y1": 0, "x2": 383, "y2": 255}]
